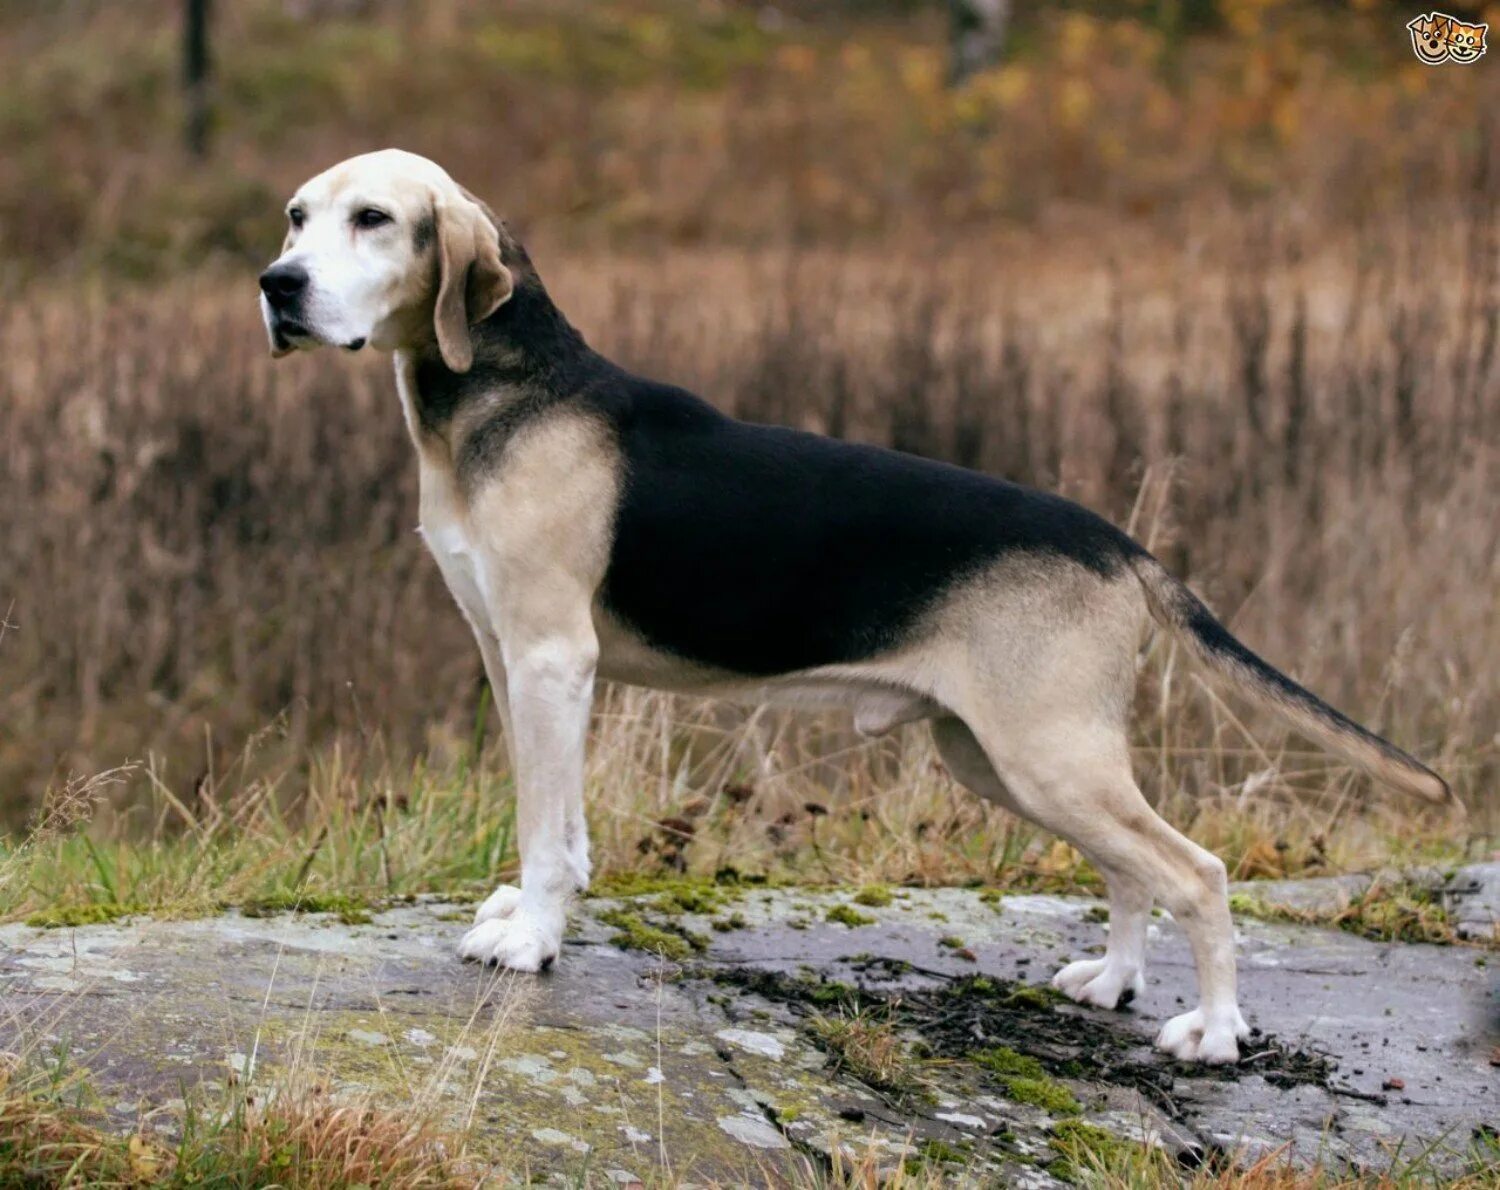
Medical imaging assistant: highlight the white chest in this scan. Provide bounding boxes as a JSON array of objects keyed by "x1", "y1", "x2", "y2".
[
  {"x1": 418, "y1": 475, "x2": 494, "y2": 634},
  {"x1": 394, "y1": 352, "x2": 495, "y2": 631}
]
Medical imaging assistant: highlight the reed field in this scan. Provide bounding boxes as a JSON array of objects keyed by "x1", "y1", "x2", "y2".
[{"x1": 2, "y1": 206, "x2": 1494, "y2": 920}]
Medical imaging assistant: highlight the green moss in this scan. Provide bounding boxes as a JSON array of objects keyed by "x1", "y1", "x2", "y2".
[
  {"x1": 825, "y1": 904, "x2": 876, "y2": 927},
  {"x1": 1000, "y1": 984, "x2": 1064, "y2": 1011},
  {"x1": 711, "y1": 912, "x2": 747, "y2": 932},
  {"x1": 971, "y1": 1046, "x2": 1046, "y2": 1081},
  {"x1": 590, "y1": 873, "x2": 746, "y2": 910},
  {"x1": 978, "y1": 888, "x2": 1005, "y2": 911},
  {"x1": 596, "y1": 908, "x2": 706, "y2": 960},
  {"x1": 1001, "y1": 1076, "x2": 1081, "y2": 1115},
  {"x1": 1048, "y1": 1119, "x2": 1139, "y2": 1180},
  {"x1": 25, "y1": 901, "x2": 141, "y2": 928},
  {"x1": 852, "y1": 885, "x2": 893, "y2": 908},
  {"x1": 904, "y1": 1137, "x2": 970, "y2": 1171},
  {"x1": 972, "y1": 1047, "x2": 1080, "y2": 1115},
  {"x1": 937, "y1": 934, "x2": 966, "y2": 950},
  {"x1": 240, "y1": 891, "x2": 374, "y2": 925},
  {"x1": 1082, "y1": 905, "x2": 1109, "y2": 924}
]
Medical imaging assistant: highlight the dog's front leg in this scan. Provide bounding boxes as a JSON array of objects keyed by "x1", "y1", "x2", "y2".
[{"x1": 459, "y1": 626, "x2": 596, "y2": 972}]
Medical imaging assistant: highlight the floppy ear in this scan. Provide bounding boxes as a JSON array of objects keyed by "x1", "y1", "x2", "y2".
[{"x1": 433, "y1": 191, "x2": 514, "y2": 373}]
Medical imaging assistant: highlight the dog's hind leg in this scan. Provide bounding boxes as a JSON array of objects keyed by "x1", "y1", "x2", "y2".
[
  {"x1": 948, "y1": 710, "x2": 1247, "y2": 1063},
  {"x1": 932, "y1": 716, "x2": 1149, "y2": 1010}
]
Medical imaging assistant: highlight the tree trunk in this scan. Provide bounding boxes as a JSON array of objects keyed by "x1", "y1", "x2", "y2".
[
  {"x1": 183, "y1": 0, "x2": 212, "y2": 158},
  {"x1": 948, "y1": 0, "x2": 1009, "y2": 87}
]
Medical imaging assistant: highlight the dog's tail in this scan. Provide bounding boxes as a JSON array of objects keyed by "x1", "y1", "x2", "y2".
[{"x1": 1129, "y1": 554, "x2": 1455, "y2": 807}]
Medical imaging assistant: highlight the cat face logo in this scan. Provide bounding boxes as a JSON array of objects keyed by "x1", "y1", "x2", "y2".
[
  {"x1": 1407, "y1": 12, "x2": 1487, "y2": 63},
  {"x1": 1447, "y1": 17, "x2": 1488, "y2": 60}
]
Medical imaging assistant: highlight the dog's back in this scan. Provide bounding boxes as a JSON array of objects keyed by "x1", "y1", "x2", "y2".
[{"x1": 592, "y1": 376, "x2": 1138, "y2": 676}]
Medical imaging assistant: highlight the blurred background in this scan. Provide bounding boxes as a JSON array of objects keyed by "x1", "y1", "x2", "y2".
[{"x1": 0, "y1": 0, "x2": 1495, "y2": 888}]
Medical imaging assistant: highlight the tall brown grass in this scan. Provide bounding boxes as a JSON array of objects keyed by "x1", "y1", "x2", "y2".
[{"x1": 1, "y1": 206, "x2": 1494, "y2": 855}]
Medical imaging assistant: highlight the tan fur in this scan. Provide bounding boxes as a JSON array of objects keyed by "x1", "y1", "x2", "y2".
[{"x1": 433, "y1": 194, "x2": 512, "y2": 373}]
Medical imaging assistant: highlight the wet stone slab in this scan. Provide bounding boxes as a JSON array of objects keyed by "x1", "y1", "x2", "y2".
[{"x1": 1, "y1": 883, "x2": 1496, "y2": 1184}]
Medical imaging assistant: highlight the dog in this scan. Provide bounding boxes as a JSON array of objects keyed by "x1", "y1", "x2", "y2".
[{"x1": 260, "y1": 150, "x2": 1452, "y2": 1064}]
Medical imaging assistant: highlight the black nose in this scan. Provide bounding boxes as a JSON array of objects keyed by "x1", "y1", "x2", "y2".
[{"x1": 259, "y1": 262, "x2": 309, "y2": 307}]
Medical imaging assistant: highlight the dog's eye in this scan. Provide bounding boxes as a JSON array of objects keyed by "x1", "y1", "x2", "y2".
[
  {"x1": 287, "y1": 208, "x2": 305, "y2": 229},
  {"x1": 354, "y1": 208, "x2": 392, "y2": 230}
]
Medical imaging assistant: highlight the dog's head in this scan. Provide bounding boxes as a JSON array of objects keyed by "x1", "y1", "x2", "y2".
[{"x1": 259, "y1": 149, "x2": 513, "y2": 371}]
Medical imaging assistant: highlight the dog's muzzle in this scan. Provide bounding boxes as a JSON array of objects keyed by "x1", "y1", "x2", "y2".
[
  {"x1": 259, "y1": 262, "x2": 312, "y2": 349},
  {"x1": 259, "y1": 261, "x2": 309, "y2": 309}
]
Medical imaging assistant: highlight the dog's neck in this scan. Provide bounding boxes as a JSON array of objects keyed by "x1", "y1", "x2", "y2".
[
  {"x1": 399, "y1": 258, "x2": 597, "y2": 462},
  {"x1": 417, "y1": 268, "x2": 591, "y2": 414}
]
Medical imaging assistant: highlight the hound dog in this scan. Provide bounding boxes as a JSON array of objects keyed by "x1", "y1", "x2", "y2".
[{"x1": 259, "y1": 150, "x2": 1453, "y2": 1064}]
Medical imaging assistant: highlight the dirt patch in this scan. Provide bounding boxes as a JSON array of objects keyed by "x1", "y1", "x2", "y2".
[{"x1": 707, "y1": 964, "x2": 1337, "y2": 1129}]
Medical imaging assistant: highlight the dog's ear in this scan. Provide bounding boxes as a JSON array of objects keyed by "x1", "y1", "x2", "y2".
[{"x1": 433, "y1": 191, "x2": 513, "y2": 373}]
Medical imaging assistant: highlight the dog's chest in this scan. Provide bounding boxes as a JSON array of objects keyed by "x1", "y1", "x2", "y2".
[
  {"x1": 395, "y1": 354, "x2": 494, "y2": 630},
  {"x1": 417, "y1": 470, "x2": 494, "y2": 631}
]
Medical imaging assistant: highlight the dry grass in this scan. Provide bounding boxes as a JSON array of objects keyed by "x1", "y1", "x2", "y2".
[
  {"x1": 808, "y1": 1008, "x2": 928, "y2": 1101},
  {"x1": 811, "y1": 1126, "x2": 1500, "y2": 1190},
  {"x1": 1, "y1": 206, "x2": 1495, "y2": 899},
  {"x1": 0, "y1": 1077, "x2": 476, "y2": 1189}
]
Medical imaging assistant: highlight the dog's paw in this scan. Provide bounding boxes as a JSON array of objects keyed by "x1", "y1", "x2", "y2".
[
  {"x1": 1051, "y1": 957, "x2": 1145, "y2": 1009},
  {"x1": 458, "y1": 910, "x2": 561, "y2": 973},
  {"x1": 472, "y1": 884, "x2": 523, "y2": 925},
  {"x1": 1154, "y1": 1006, "x2": 1250, "y2": 1064}
]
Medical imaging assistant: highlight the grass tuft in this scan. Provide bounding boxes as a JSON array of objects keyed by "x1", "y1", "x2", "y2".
[
  {"x1": 0, "y1": 1086, "x2": 474, "y2": 1189},
  {"x1": 809, "y1": 1009, "x2": 927, "y2": 1100}
]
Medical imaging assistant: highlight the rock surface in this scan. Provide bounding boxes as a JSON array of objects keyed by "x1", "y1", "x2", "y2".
[{"x1": 1, "y1": 879, "x2": 1496, "y2": 1184}]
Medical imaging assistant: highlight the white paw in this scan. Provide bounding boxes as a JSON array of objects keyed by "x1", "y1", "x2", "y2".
[
  {"x1": 1155, "y1": 1006, "x2": 1250, "y2": 1064},
  {"x1": 458, "y1": 909, "x2": 562, "y2": 972},
  {"x1": 1052, "y1": 957, "x2": 1146, "y2": 1009},
  {"x1": 473, "y1": 884, "x2": 523, "y2": 925}
]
